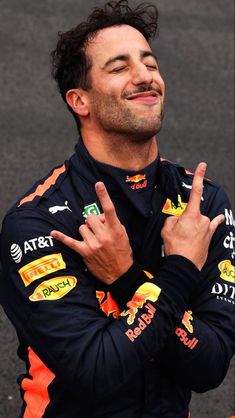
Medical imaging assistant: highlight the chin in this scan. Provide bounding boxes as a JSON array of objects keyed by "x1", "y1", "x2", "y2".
[
  {"x1": 128, "y1": 127, "x2": 161, "y2": 143},
  {"x1": 135, "y1": 119, "x2": 163, "y2": 138}
]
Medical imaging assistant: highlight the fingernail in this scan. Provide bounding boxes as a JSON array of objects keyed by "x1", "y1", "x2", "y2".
[
  {"x1": 95, "y1": 182, "x2": 105, "y2": 191},
  {"x1": 200, "y1": 162, "x2": 207, "y2": 171}
]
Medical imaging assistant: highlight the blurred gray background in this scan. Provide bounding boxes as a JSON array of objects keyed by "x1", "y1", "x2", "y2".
[{"x1": 0, "y1": 1, "x2": 234, "y2": 417}]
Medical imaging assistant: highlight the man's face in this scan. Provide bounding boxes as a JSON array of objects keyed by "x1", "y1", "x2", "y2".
[{"x1": 84, "y1": 25, "x2": 165, "y2": 141}]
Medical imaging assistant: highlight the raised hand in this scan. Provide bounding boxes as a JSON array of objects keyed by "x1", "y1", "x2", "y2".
[
  {"x1": 161, "y1": 162, "x2": 225, "y2": 270},
  {"x1": 51, "y1": 182, "x2": 133, "y2": 284}
]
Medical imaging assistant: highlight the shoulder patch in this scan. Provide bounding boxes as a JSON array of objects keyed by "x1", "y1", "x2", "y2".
[
  {"x1": 18, "y1": 253, "x2": 66, "y2": 286},
  {"x1": 29, "y1": 276, "x2": 77, "y2": 301}
]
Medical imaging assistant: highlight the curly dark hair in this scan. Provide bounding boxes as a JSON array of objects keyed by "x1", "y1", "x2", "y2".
[{"x1": 51, "y1": 0, "x2": 159, "y2": 129}]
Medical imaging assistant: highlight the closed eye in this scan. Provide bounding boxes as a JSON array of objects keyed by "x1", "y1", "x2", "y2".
[
  {"x1": 146, "y1": 64, "x2": 158, "y2": 70},
  {"x1": 111, "y1": 66, "x2": 128, "y2": 73}
]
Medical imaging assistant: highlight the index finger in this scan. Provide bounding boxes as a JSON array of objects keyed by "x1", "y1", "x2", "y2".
[
  {"x1": 185, "y1": 162, "x2": 207, "y2": 215},
  {"x1": 95, "y1": 182, "x2": 120, "y2": 226}
]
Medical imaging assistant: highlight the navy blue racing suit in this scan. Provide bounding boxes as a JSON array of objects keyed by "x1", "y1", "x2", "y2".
[{"x1": 0, "y1": 139, "x2": 234, "y2": 418}]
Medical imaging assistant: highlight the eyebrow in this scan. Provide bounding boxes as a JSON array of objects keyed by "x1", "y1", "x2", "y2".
[{"x1": 102, "y1": 50, "x2": 158, "y2": 70}]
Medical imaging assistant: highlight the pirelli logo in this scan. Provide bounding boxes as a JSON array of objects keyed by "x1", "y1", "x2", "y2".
[{"x1": 18, "y1": 253, "x2": 66, "y2": 286}]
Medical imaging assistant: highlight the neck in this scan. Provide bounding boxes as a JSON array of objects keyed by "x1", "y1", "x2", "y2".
[{"x1": 81, "y1": 127, "x2": 158, "y2": 171}]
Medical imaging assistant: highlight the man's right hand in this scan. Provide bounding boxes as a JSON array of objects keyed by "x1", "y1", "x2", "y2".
[
  {"x1": 161, "y1": 162, "x2": 225, "y2": 270},
  {"x1": 51, "y1": 182, "x2": 133, "y2": 284}
]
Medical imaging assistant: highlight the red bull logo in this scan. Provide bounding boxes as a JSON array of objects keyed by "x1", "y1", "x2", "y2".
[
  {"x1": 175, "y1": 327, "x2": 198, "y2": 350},
  {"x1": 125, "y1": 303, "x2": 156, "y2": 342},
  {"x1": 182, "y1": 310, "x2": 194, "y2": 333},
  {"x1": 125, "y1": 174, "x2": 147, "y2": 190},
  {"x1": 96, "y1": 291, "x2": 120, "y2": 319},
  {"x1": 120, "y1": 282, "x2": 161, "y2": 325}
]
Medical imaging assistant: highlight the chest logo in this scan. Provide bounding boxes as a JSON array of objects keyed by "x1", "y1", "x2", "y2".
[
  {"x1": 218, "y1": 260, "x2": 235, "y2": 283},
  {"x1": 125, "y1": 174, "x2": 147, "y2": 190},
  {"x1": 49, "y1": 201, "x2": 72, "y2": 214},
  {"x1": 182, "y1": 182, "x2": 204, "y2": 201},
  {"x1": 83, "y1": 203, "x2": 101, "y2": 219},
  {"x1": 162, "y1": 195, "x2": 187, "y2": 216}
]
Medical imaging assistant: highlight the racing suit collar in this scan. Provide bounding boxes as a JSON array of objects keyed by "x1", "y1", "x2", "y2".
[{"x1": 70, "y1": 137, "x2": 180, "y2": 215}]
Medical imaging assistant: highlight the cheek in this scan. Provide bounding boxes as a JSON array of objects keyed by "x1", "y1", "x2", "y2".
[{"x1": 159, "y1": 77, "x2": 165, "y2": 95}]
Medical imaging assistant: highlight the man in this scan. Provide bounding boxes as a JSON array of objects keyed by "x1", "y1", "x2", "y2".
[{"x1": 0, "y1": 1, "x2": 234, "y2": 417}]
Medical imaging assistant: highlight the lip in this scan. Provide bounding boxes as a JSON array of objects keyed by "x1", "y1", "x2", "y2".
[{"x1": 126, "y1": 91, "x2": 159, "y2": 104}]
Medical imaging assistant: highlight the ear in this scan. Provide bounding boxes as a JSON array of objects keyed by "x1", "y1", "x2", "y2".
[{"x1": 66, "y1": 89, "x2": 89, "y2": 117}]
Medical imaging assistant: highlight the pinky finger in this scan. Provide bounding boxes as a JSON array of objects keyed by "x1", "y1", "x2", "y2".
[{"x1": 209, "y1": 214, "x2": 225, "y2": 235}]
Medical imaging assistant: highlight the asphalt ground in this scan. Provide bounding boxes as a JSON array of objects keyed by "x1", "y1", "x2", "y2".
[{"x1": 0, "y1": 1, "x2": 234, "y2": 417}]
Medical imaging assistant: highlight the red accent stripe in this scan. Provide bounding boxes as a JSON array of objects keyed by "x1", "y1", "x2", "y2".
[
  {"x1": 18, "y1": 164, "x2": 66, "y2": 207},
  {"x1": 22, "y1": 347, "x2": 55, "y2": 418}
]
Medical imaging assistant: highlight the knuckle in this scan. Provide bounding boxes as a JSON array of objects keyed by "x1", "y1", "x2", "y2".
[
  {"x1": 99, "y1": 236, "x2": 110, "y2": 247},
  {"x1": 86, "y1": 214, "x2": 97, "y2": 222},
  {"x1": 95, "y1": 242, "x2": 103, "y2": 251},
  {"x1": 88, "y1": 241, "x2": 101, "y2": 252},
  {"x1": 104, "y1": 204, "x2": 114, "y2": 215},
  {"x1": 193, "y1": 184, "x2": 202, "y2": 194}
]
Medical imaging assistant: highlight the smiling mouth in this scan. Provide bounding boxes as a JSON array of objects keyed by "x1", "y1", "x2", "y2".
[{"x1": 126, "y1": 91, "x2": 160, "y2": 104}]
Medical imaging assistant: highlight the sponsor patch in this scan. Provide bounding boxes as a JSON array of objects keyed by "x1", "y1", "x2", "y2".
[
  {"x1": 10, "y1": 243, "x2": 23, "y2": 263},
  {"x1": 223, "y1": 232, "x2": 235, "y2": 259},
  {"x1": 211, "y1": 282, "x2": 235, "y2": 304},
  {"x1": 83, "y1": 203, "x2": 101, "y2": 219},
  {"x1": 10, "y1": 236, "x2": 54, "y2": 263},
  {"x1": 218, "y1": 260, "x2": 235, "y2": 283},
  {"x1": 49, "y1": 201, "x2": 72, "y2": 214},
  {"x1": 125, "y1": 174, "x2": 147, "y2": 190},
  {"x1": 162, "y1": 195, "x2": 187, "y2": 216},
  {"x1": 182, "y1": 182, "x2": 204, "y2": 201},
  {"x1": 29, "y1": 276, "x2": 77, "y2": 301},
  {"x1": 224, "y1": 209, "x2": 235, "y2": 227},
  {"x1": 125, "y1": 303, "x2": 157, "y2": 342},
  {"x1": 96, "y1": 291, "x2": 120, "y2": 319},
  {"x1": 175, "y1": 327, "x2": 198, "y2": 350},
  {"x1": 18, "y1": 253, "x2": 66, "y2": 286},
  {"x1": 120, "y1": 282, "x2": 161, "y2": 325}
]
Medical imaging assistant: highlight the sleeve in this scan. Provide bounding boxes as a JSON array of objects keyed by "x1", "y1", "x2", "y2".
[
  {"x1": 110, "y1": 186, "x2": 235, "y2": 392},
  {"x1": 0, "y1": 207, "x2": 201, "y2": 399}
]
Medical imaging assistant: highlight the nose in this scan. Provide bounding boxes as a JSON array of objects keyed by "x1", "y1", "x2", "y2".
[{"x1": 131, "y1": 62, "x2": 153, "y2": 86}]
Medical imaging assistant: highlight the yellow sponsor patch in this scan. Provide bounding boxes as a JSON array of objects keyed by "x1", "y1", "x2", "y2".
[
  {"x1": 29, "y1": 276, "x2": 77, "y2": 301},
  {"x1": 162, "y1": 195, "x2": 187, "y2": 216},
  {"x1": 218, "y1": 260, "x2": 235, "y2": 283},
  {"x1": 18, "y1": 253, "x2": 66, "y2": 286}
]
